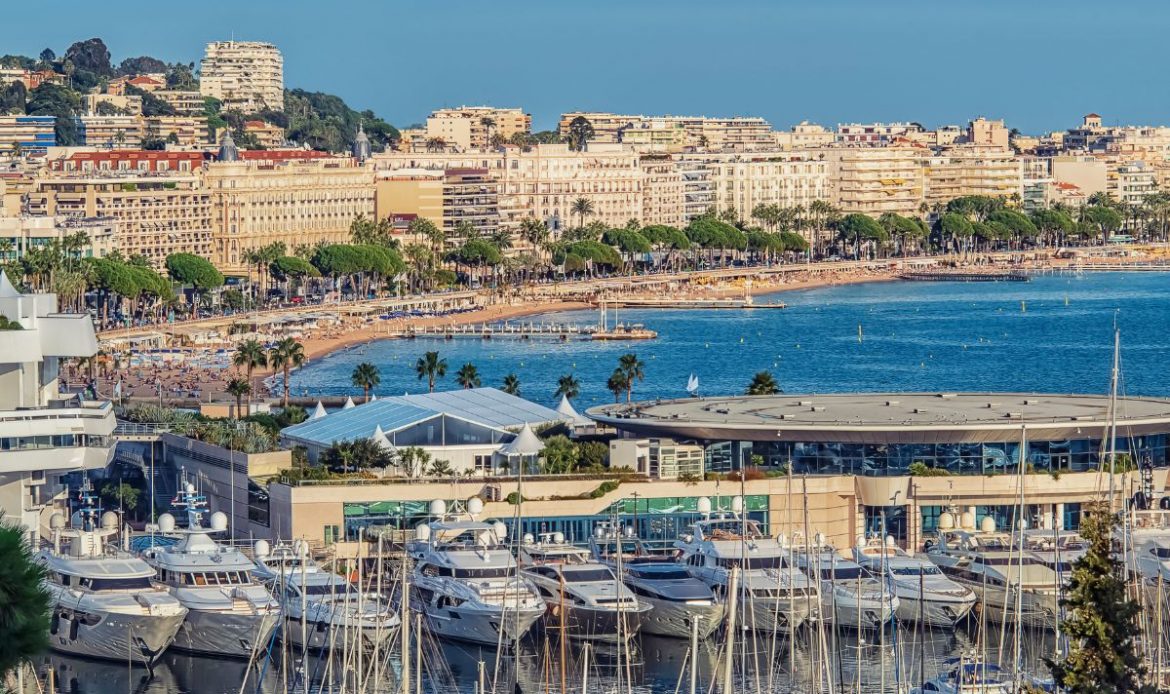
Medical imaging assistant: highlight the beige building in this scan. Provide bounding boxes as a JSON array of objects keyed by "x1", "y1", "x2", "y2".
[
  {"x1": 84, "y1": 93, "x2": 143, "y2": 116},
  {"x1": 923, "y1": 146, "x2": 1023, "y2": 209},
  {"x1": 0, "y1": 115, "x2": 57, "y2": 154},
  {"x1": 620, "y1": 121, "x2": 688, "y2": 152},
  {"x1": 0, "y1": 215, "x2": 118, "y2": 261},
  {"x1": 697, "y1": 151, "x2": 831, "y2": 230},
  {"x1": 966, "y1": 117, "x2": 1010, "y2": 149},
  {"x1": 558, "y1": 112, "x2": 774, "y2": 151},
  {"x1": 639, "y1": 155, "x2": 685, "y2": 227},
  {"x1": 145, "y1": 116, "x2": 208, "y2": 147},
  {"x1": 243, "y1": 120, "x2": 285, "y2": 148},
  {"x1": 203, "y1": 154, "x2": 374, "y2": 272},
  {"x1": 155, "y1": 90, "x2": 207, "y2": 116},
  {"x1": 374, "y1": 169, "x2": 444, "y2": 230},
  {"x1": 827, "y1": 146, "x2": 926, "y2": 217},
  {"x1": 425, "y1": 106, "x2": 531, "y2": 151},
  {"x1": 1110, "y1": 160, "x2": 1157, "y2": 207},
  {"x1": 75, "y1": 116, "x2": 144, "y2": 149},
  {"x1": 773, "y1": 122, "x2": 835, "y2": 149},
  {"x1": 27, "y1": 173, "x2": 213, "y2": 266},
  {"x1": 375, "y1": 168, "x2": 500, "y2": 242},
  {"x1": 199, "y1": 41, "x2": 284, "y2": 113},
  {"x1": 372, "y1": 143, "x2": 644, "y2": 232},
  {"x1": 1051, "y1": 155, "x2": 1108, "y2": 197}
]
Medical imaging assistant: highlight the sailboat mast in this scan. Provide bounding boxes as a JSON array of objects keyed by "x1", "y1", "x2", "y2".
[{"x1": 1108, "y1": 326, "x2": 1120, "y2": 512}]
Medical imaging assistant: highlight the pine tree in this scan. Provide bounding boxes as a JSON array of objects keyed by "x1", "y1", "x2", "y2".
[{"x1": 1046, "y1": 502, "x2": 1159, "y2": 694}]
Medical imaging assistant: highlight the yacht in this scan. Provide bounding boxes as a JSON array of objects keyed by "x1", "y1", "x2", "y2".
[
  {"x1": 911, "y1": 657, "x2": 1014, "y2": 694},
  {"x1": 138, "y1": 484, "x2": 281, "y2": 658},
  {"x1": 672, "y1": 502, "x2": 815, "y2": 634},
  {"x1": 406, "y1": 499, "x2": 545, "y2": 645},
  {"x1": 791, "y1": 537, "x2": 897, "y2": 629},
  {"x1": 520, "y1": 532, "x2": 652, "y2": 642},
  {"x1": 39, "y1": 501, "x2": 187, "y2": 665},
  {"x1": 253, "y1": 541, "x2": 399, "y2": 651},
  {"x1": 924, "y1": 519, "x2": 1061, "y2": 629},
  {"x1": 588, "y1": 523, "x2": 725, "y2": 639},
  {"x1": 853, "y1": 535, "x2": 976, "y2": 627}
]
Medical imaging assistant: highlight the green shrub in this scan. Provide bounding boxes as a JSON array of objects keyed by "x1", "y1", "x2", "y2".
[{"x1": 908, "y1": 461, "x2": 951, "y2": 477}]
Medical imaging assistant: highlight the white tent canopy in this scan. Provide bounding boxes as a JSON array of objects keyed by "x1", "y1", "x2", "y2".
[
  {"x1": 371, "y1": 424, "x2": 396, "y2": 453},
  {"x1": 555, "y1": 395, "x2": 590, "y2": 425},
  {"x1": 343, "y1": 397, "x2": 356, "y2": 410},
  {"x1": 311, "y1": 401, "x2": 328, "y2": 420},
  {"x1": 499, "y1": 422, "x2": 544, "y2": 457}
]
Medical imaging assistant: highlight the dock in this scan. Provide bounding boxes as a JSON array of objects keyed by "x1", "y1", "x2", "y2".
[
  {"x1": 595, "y1": 297, "x2": 786, "y2": 309},
  {"x1": 899, "y1": 271, "x2": 1029, "y2": 283},
  {"x1": 400, "y1": 321, "x2": 656, "y2": 341}
]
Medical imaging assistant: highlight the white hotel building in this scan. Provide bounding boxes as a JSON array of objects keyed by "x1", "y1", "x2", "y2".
[{"x1": 0, "y1": 276, "x2": 115, "y2": 540}]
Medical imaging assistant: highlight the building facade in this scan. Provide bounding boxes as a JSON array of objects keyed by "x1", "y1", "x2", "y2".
[
  {"x1": 199, "y1": 41, "x2": 285, "y2": 113},
  {"x1": 203, "y1": 152, "x2": 374, "y2": 272},
  {"x1": 0, "y1": 116, "x2": 56, "y2": 154},
  {"x1": 425, "y1": 106, "x2": 531, "y2": 151},
  {"x1": 0, "y1": 215, "x2": 118, "y2": 261},
  {"x1": 922, "y1": 146, "x2": 1023, "y2": 209},
  {"x1": 75, "y1": 115, "x2": 144, "y2": 149},
  {"x1": 698, "y1": 151, "x2": 831, "y2": 229},
  {"x1": 638, "y1": 155, "x2": 685, "y2": 227},
  {"x1": 827, "y1": 146, "x2": 926, "y2": 217}
]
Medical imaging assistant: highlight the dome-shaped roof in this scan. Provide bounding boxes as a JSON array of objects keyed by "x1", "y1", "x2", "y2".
[
  {"x1": 352, "y1": 123, "x2": 371, "y2": 162},
  {"x1": 217, "y1": 130, "x2": 239, "y2": 162}
]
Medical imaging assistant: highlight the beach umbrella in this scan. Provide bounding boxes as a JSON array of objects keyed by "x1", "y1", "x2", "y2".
[
  {"x1": 311, "y1": 401, "x2": 327, "y2": 419},
  {"x1": 343, "y1": 397, "x2": 356, "y2": 409}
]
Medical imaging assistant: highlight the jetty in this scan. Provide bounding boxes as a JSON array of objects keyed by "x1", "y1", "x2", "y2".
[
  {"x1": 899, "y1": 271, "x2": 1029, "y2": 282},
  {"x1": 400, "y1": 320, "x2": 656, "y2": 341},
  {"x1": 595, "y1": 297, "x2": 786, "y2": 309}
]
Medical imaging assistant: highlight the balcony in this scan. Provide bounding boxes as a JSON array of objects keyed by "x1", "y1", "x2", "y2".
[{"x1": 0, "y1": 400, "x2": 116, "y2": 474}]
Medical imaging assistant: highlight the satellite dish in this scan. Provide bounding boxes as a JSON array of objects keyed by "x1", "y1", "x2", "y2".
[
  {"x1": 254, "y1": 540, "x2": 271, "y2": 558},
  {"x1": 697, "y1": 497, "x2": 712, "y2": 515},
  {"x1": 415, "y1": 524, "x2": 431, "y2": 542},
  {"x1": 100, "y1": 511, "x2": 118, "y2": 530},
  {"x1": 553, "y1": 532, "x2": 565, "y2": 544},
  {"x1": 429, "y1": 499, "x2": 447, "y2": 517},
  {"x1": 885, "y1": 535, "x2": 896, "y2": 547},
  {"x1": 158, "y1": 513, "x2": 176, "y2": 533},
  {"x1": 185, "y1": 483, "x2": 196, "y2": 494},
  {"x1": 294, "y1": 539, "x2": 309, "y2": 557},
  {"x1": 209, "y1": 512, "x2": 228, "y2": 532},
  {"x1": 960, "y1": 511, "x2": 976, "y2": 530},
  {"x1": 466, "y1": 497, "x2": 484, "y2": 516},
  {"x1": 624, "y1": 526, "x2": 635, "y2": 538},
  {"x1": 492, "y1": 522, "x2": 508, "y2": 541},
  {"x1": 980, "y1": 516, "x2": 997, "y2": 533},
  {"x1": 522, "y1": 533, "x2": 534, "y2": 545},
  {"x1": 594, "y1": 526, "x2": 605, "y2": 539},
  {"x1": 938, "y1": 512, "x2": 955, "y2": 530},
  {"x1": 49, "y1": 512, "x2": 65, "y2": 530},
  {"x1": 731, "y1": 496, "x2": 744, "y2": 513}
]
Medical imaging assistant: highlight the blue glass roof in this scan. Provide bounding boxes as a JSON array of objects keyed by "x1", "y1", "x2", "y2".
[{"x1": 282, "y1": 388, "x2": 563, "y2": 447}]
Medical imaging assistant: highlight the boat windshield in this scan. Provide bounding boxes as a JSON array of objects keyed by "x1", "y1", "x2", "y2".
[
  {"x1": 889, "y1": 565, "x2": 942, "y2": 577},
  {"x1": 819, "y1": 566, "x2": 866, "y2": 581},
  {"x1": 81, "y1": 576, "x2": 153, "y2": 591},
  {"x1": 423, "y1": 565, "x2": 516, "y2": 579},
  {"x1": 303, "y1": 583, "x2": 355, "y2": 597},
  {"x1": 595, "y1": 540, "x2": 642, "y2": 557},
  {"x1": 717, "y1": 556, "x2": 788, "y2": 570},
  {"x1": 563, "y1": 568, "x2": 616, "y2": 583},
  {"x1": 628, "y1": 567, "x2": 691, "y2": 580}
]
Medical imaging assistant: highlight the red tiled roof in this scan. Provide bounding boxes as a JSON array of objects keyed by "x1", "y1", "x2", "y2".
[
  {"x1": 128, "y1": 76, "x2": 163, "y2": 86},
  {"x1": 1084, "y1": 113, "x2": 1101, "y2": 119},
  {"x1": 244, "y1": 120, "x2": 268, "y2": 129},
  {"x1": 1055, "y1": 182, "x2": 1081, "y2": 190}
]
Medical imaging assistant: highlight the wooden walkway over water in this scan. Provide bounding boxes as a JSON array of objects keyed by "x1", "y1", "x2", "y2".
[{"x1": 400, "y1": 322, "x2": 601, "y2": 340}]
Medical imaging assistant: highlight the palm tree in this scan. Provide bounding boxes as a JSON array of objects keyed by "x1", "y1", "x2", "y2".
[
  {"x1": 480, "y1": 116, "x2": 496, "y2": 149},
  {"x1": 0, "y1": 519, "x2": 49, "y2": 679},
  {"x1": 267, "y1": 337, "x2": 305, "y2": 407},
  {"x1": 745, "y1": 371, "x2": 781, "y2": 395},
  {"x1": 502, "y1": 373, "x2": 521, "y2": 396},
  {"x1": 425, "y1": 136, "x2": 447, "y2": 153},
  {"x1": 616, "y1": 353, "x2": 645, "y2": 403},
  {"x1": 231, "y1": 338, "x2": 267, "y2": 409},
  {"x1": 455, "y1": 362, "x2": 481, "y2": 389},
  {"x1": 415, "y1": 351, "x2": 448, "y2": 392},
  {"x1": 606, "y1": 369, "x2": 630, "y2": 403},
  {"x1": 351, "y1": 362, "x2": 380, "y2": 402},
  {"x1": 555, "y1": 373, "x2": 580, "y2": 401},
  {"x1": 570, "y1": 197, "x2": 595, "y2": 229},
  {"x1": 225, "y1": 377, "x2": 251, "y2": 419}
]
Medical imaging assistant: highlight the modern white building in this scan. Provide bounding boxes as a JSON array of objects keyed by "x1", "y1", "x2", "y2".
[
  {"x1": 0, "y1": 275, "x2": 116, "y2": 539},
  {"x1": 199, "y1": 41, "x2": 285, "y2": 113}
]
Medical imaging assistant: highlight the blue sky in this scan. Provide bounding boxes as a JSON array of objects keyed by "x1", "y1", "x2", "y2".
[{"x1": 6, "y1": 0, "x2": 1167, "y2": 133}]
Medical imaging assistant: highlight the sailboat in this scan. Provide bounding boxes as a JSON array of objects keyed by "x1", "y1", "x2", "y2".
[{"x1": 686, "y1": 373, "x2": 700, "y2": 398}]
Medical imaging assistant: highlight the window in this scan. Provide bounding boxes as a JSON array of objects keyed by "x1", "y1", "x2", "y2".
[
  {"x1": 324, "y1": 525, "x2": 341, "y2": 545},
  {"x1": 474, "y1": 455, "x2": 492, "y2": 472}
]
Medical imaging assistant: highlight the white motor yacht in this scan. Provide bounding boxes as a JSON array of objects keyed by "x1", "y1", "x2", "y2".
[
  {"x1": 138, "y1": 483, "x2": 280, "y2": 658},
  {"x1": 853, "y1": 535, "x2": 976, "y2": 627},
  {"x1": 520, "y1": 532, "x2": 651, "y2": 642},
  {"x1": 253, "y1": 541, "x2": 399, "y2": 651},
  {"x1": 911, "y1": 657, "x2": 1014, "y2": 694},
  {"x1": 791, "y1": 537, "x2": 897, "y2": 629},
  {"x1": 39, "y1": 501, "x2": 186, "y2": 665},
  {"x1": 672, "y1": 499, "x2": 815, "y2": 634},
  {"x1": 924, "y1": 516, "x2": 1061, "y2": 630},
  {"x1": 588, "y1": 523, "x2": 725, "y2": 639},
  {"x1": 406, "y1": 498, "x2": 545, "y2": 645}
]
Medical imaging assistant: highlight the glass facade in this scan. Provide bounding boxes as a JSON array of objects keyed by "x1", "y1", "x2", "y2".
[
  {"x1": 917, "y1": 503, "x2": 1083, "y2": 536},
  {"x1": 746, "y1": 435, "x2": 1167, "y2": 476},
  {"x1": 341, "y1": 494, "x2": 769, "y2": 547}
]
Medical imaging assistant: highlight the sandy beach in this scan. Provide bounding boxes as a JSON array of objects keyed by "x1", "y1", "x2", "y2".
[{"x1": 93, "y1": 265, "x2": 899, "y2": 404}]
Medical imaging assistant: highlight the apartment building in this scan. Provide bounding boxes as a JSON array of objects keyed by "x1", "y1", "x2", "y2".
[
  {"x1": 836, "y1": 122, "x2": 925, "y2": 146},
  {"x1": 637, "y1": 155, "x2": 685, "y2": 227},
  {"x1": 199, "y1": 41, "x2": 284, "y2": 113},
  {"x1": 967, "y1": 117, "x2": 1010, "y2": 149},
  {"x1": 27, "y1": 172, "x2": 214, "y2": 266},
  {"x1": 1051, "y1": 155, "x2": 1108, "y2": 197},
  {"x1": 922, "y1": 146, "x2": 1022, "y2": 209},
  {"x1": 0, "y1": 215, "x2": 118, "y2": 261},
  {"x1": 620, "y1": 121, "x2": 688, "y2": 152},
  {"x1": 84, "y1": 93, "x2": 144, "y2": 116},
  {"x1": 244, "y1": 120, "x2": 285, "y2": 148},
  {"x1": 203, "y1": 152, "x2": 373, "y2": 272},
  {"x1": 1064, "y1": 113, "x2": 1107, "y2": 151},
  {"x1": 0, "y1": 278, "x2": 116, "y2": 538},
  {"x1": 75, "y1": 115, "x2": 144, "y2": 149},
  {"x1": 773, "y1": 122, "x2": 835, "y2": 149},
  {"x1": 826, "y1": 146, "x2": 926, "y2": 217},
  {"x1": 372, "y1": 144, "x2": 644, "y2": 231},
  {"x1": 697, "y1": 151, "x2": 831, "y2": 230},
  {"x1": 676, "y1": 159, "x2": 717, "y2": 221},
  {"x1": 1111, "y1": 160, "x2": 1157, "y2": 206},
  {"x1": 558, "y1": 112, "x2": 774, "y2": 150},
  {"x1": 155, "y1": 90, "x2": 206, "y2": 116},
  {"x1": 425, "y1": 106, "x2": 531, "y2": 151},
  {"x1": 145, "y1": 116, "x2": 208, "y2": 147},
  {"x1": 374, "y1": 169, "x2": 444, "y2": 231},
  {"x1": 0, "y1": 115, "x2": 55, "y2": 154}
]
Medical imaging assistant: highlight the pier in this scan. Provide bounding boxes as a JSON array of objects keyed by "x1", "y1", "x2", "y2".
[
  {"x1": 401, "y1": 321, "x2": 613, "y2": 340},
  {"x1": 899, "y1": 271, "x2": 1029, "y2": 282},
  {"x1": 595, "y1": 297, "x2": 786, "y2": 309}
]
